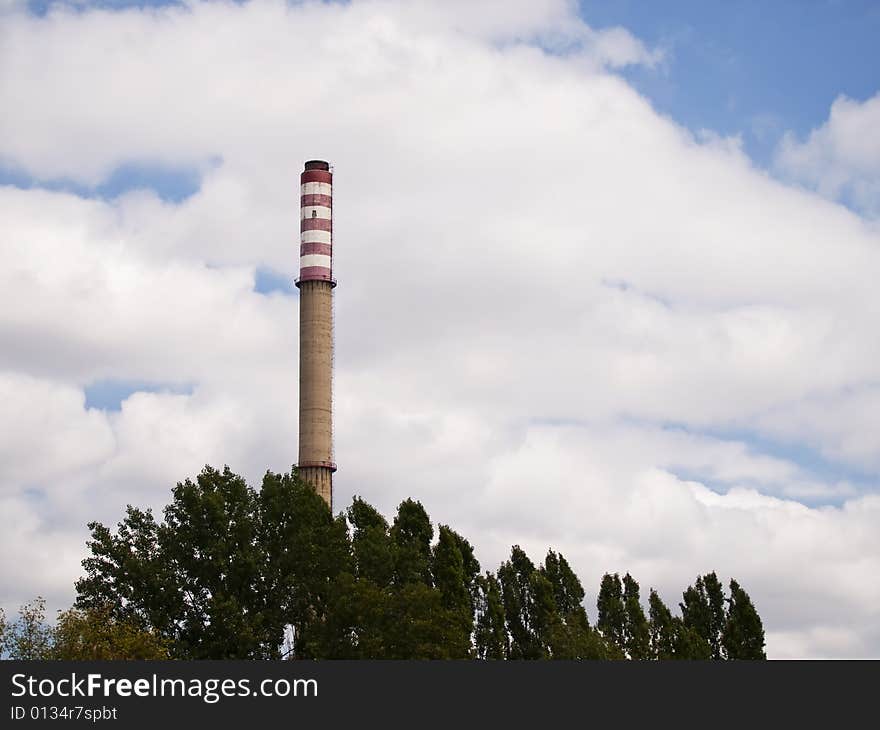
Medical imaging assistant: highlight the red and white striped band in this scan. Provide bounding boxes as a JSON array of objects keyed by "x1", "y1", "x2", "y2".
[{"x1": 297, "y1": 163, "x2": 333, "y2": 286}]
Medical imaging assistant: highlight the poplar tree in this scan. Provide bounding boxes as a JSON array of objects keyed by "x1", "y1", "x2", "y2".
[
  {"x1": 431, "y1": 525, "x2": 480, "y2": 657},
  {"x1": 474, "y1": 572, "x2": 508, "y2": 659},
  {"x1": 348, "y1": 497, "x2": 393, "y2": 586},
  {"x1": 722, "y1": 579, "x2": 766, "y2": 659},
  {"x1": 680, "y1": 572, "x2": 727, "y2": 659},
  {"x1": 498, "y1": 546, "x2": 543, "y2": 659},
  {"x1": 648, "y1": 589, "x2": 677, "y2": 660},
  {"x1": 542, "y1": 550, "x2": 583, "y2": 616},
  {"x1": 390, "y1": 499, "x2": 434, "y2": 586},
  {"x1": 540, "y1": 551, "x2": 611, "y2": 659},
  {"x1": 622, "y1": 574, "x2": 650, "y2": 659},
  {"x1": 597, "y1": 573, "x2": 626, "y2": 650}
]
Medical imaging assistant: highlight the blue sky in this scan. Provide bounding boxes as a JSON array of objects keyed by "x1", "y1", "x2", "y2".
[
  {"x1": 579, "y1": 0, "x2": 880, "y2": 164},
  {"x1": 26, "y1": 0, "x2": 183, "y2": 12},
  {"x1": 84, "y1": 378, "x2": 194, "y2": 410},
  {"x1": 0, "y1": 159, "x2": 202, "y2": 202}
]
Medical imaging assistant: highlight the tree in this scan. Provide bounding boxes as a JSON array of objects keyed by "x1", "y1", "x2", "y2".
[
  {"x1": 648, "y1": 589, "x2": 677, "y2": 660},
  {"x1": 648, "y1": 589, "x2": 714, "y2": 660},
  {"x1": 542, "y1": 551, "x2": 583, "y2": 616},
  {"x1": 390, "y1": 499, "x2": 434, "y2": 586},
  {"x1": 494, "y1": 547, "x2": 614, "y2": 660},
  {"x1": 722, "y1": 579, "x2": 766, "y2": 659},
  {"x1": 75, "y1": 506, "x2": 169, "y2": 633},
  {"x1": 597, "y1": 573, "x2": 626, "y2": 651},
  {"x1": 1, "y1": 599, "x2": 169, "y2": 660},
  {"x1": 161, "y1": 466, "x2": 267, "y2": 658},
  {"x1": 258, "y1": 469, "x2": 351, "y2": 659},
  {"x1": 76, "y1": 465, "x2": 349, "y2": 659},
  {"x1": 310, "y1": 501, "x2": 476, "y2": 659},
  {"x1": 347, "y1": 497, "x2": 393, "y2": 586},
  {"x1": 539, "y1": 551, "x2": 611, "y2": 660},
  {"x1": 674, "y1": 621, "x2": 713, "y2": 659},
  {"x1": 52, "y1": 606, "x2": 169, "y2": 660},
  {"x1": 474, "y1": 572, "x2": 507, "y2": 659},
  {"x1": 1, "y1": 598, "x2": 53, "y2": 660},
  {"x1": 498, "y1": 546, "x2": 543, "y2": 659},
  {"x1": 680, "y1": 572, "x2": 726, "y2": 659},
  {"x1": 432, "y1": 525, "x2": 480, "y2": 656},
  {"x1": 529, "y1": 570, "x2": 559, "y2": 657},
  {"x1": 386, "y1": 582, "x2": 471, "y2": 659},
  {"x1": 622, "y1": 574, "x2": 650, "y2": 660},
  {"x1": 433, "y1": 526, "x2": 479, "y2": 614}
]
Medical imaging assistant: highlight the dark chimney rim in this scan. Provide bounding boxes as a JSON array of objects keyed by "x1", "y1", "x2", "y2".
[{"x1": 304, "y1": 160, "x2": 330, "y2": 171}]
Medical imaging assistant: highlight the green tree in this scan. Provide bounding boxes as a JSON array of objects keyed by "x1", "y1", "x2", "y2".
[
  {"x1": 348, "y1": 497, "x2": 393, "y2": 586},
  {"x1": 542, "y1": 551, "x2": 583, "y2": 616},
  {"x1": 390, "y1": 499, "x2": 434, "y2": 586},
  {"x1": 529, "y1": 570, "x2": 559, "y2": 656},
  {"x1": 433, "y1": 526, "x2": 478, "y2": 613},
  {"x1": 498, "y1": 546, "x2": 543, "y2": 659},
  {"x1": 312, "y1": 501, "x2": 476, "y2": 659},
  {"x1": 597, "y1": 573, "x2": 626, "y2": 651},
  {"x1": 1, "y1": 598, "x2": 53, "y2": 660},
  {"x1": 722, "y1": 579, "x2": 766, "y2": 659},
  {"x1": 647, "y1": 589, "x2": 713, "y2": 659},
  {"x1": 648, "y1": 589, "x2": 677, "y2": 660},
  {"x1": 161, "y1": 466, "x2": 267, "y2": 658},
  {"x1": 75, "y1": 506, "x2": 169, "y2": 633},
  {"x1": 539, "y1": 551, "x2": 611, "y2": 659},
  {"x1": 680, "y1": 572, "x2": 727, "y2": 659},
  {"x1": 622, "y1": 574, "x2": 650, "y2": 659},
  {"x1": 432, "y1": 525, "x2": 480, "y2": 656},
  {"x1": 76, "y1": 465, "x2": 349, "y2": 659},
  {"x1": 675, "y1": 621, "x2": 713, "y2": 659},
  {"x1": 52, "y1": 605, "x2": 169, "y2": 660},
  {"x1": 474, "y1": 572, "x2": 507, "y2": 659},
  {"x1": 259, "y1": 469, "x2": 352, "y2": 659},
  {"x1": 388, "y1": 582, "x2": 471, "y2": 659},
  {"x1": 317, "y1": 571, "x2": 389, "y2": 658}
]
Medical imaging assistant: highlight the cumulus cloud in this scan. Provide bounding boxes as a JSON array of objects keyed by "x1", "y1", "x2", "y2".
[
  {"x1": 776, "y1": 93, "x2": 880, "y2": 217},
  {"x1": 0, "y1": 0, "x2": 878, "y2": 657}
]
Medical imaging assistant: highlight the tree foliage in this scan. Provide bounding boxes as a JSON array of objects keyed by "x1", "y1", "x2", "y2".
[
  {"x1": 1, "y1": 598, "x2": 53, "y2": 660},
  {"x1": 0, "y1": 599, "x2": 166, "y2": 660},
  {"x1": 680, "y1": 572, "x2": 726, "y2": 659},
  {"x1": 622, "y1": 574, "x2": 650, "y2": 660},
  {"x1": 65, "y1": 464, "x2": 767, "y2": 660},
  {"x1": 722, "y1": 579, "x2": 766, "y2": 659},
  {"x1": 52, "y1": 606, "x2": 169, "y2": 660},
  {"x1": 474, "y1": 572, "x2": 507, "y2": 659},
  {"x1": 597, "y1": 573, "x2": 626, "y2": 650}
]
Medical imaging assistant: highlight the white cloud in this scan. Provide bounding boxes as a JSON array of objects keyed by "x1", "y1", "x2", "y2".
[
  {"x1": 776, "y1": 93, "x2": 880, "y2": 217},
  {"x1": 755, "y1": 385, "x2": 880, "y2": 472},
  {"x1": 0, "y1": 0, "x2": 878, "y2": 657}
]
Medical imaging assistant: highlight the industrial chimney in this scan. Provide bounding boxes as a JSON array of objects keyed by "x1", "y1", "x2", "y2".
[{"x1": 296, "y1": 159, "x2": 335, "y2": 508}]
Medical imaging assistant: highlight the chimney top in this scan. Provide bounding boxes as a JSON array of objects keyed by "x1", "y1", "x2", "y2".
[{"x1": 304, "y1": 160, "x2": 330, "y2": 171}]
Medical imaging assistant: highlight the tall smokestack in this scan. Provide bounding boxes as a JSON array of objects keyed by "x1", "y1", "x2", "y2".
[{"x1": 296, "y1": 159, "x2": 335, "y2": 508}]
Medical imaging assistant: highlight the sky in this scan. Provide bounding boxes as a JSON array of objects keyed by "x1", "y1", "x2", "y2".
[{"x1": 1, "y1": 0, "x2": 879, "y2": 658}]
